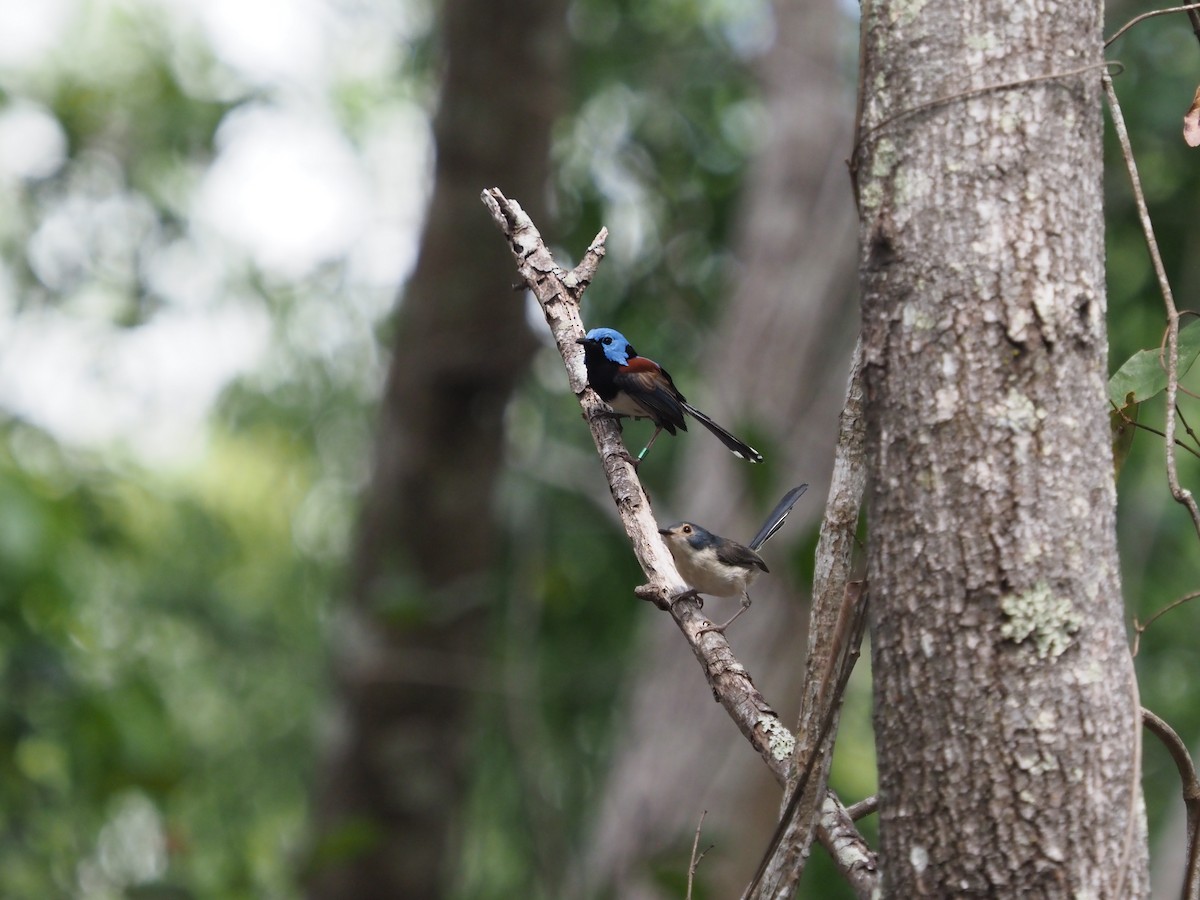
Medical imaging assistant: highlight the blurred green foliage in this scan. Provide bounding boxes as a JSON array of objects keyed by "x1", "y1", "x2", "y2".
[
  {"x1": 0, "y1": 1, "x2": 385, "y2": 897},
  {"x1": 1105, "y1": 8, "x2": 1200, "y2": 860},
  {"x1": 1, "y1": 0, "x2": 1199, "y2": 898},
  {"x1": 0, "y1": 418, "x2": 326, "y2": 898}
]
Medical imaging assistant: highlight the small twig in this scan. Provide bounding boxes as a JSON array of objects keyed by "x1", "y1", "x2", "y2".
[
  {"x1": 1109, "y1": 406, "x2": 1200, "y2": 463},
  {"x1": 1103, "y1": 76, "x2": 1200, "y2": 541},
  {"x1": 1178, "y1": 406, "x2": 1200, "y2": 452},
  {"x1": 843, "y1": 795, "x2": 879, "y2": 822},
  {"x1": 1132, "y1": 590, "x2": 1200, "y2": 657},
  {"x1": 848, "y1": 14, "x2": 870, "y2": 211},
  {"x1": 685, "y1": 810, "x2": 713, "y2": 900},
  {"x1": 1104, "y1": 2, "x2": 1200, "y2": 47},
  {"x1": 1142, "y1": 708, "x2": 1200, "y2": 900},
  {"x1": 1158, "y1": 325, "x2": 1200, "y2": 407}
]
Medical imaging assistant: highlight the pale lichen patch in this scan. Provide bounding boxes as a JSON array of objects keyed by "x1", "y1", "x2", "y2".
[
  {"x1": 999, "y1": 583, "x2": 1082, "y2": 659},
  {"x1": 760, "y1": 715, "x2": 796, "y2": 761},
  {"x1": 871, "y1": 137, "x2": 897, "y2": 179},
  {"x1": 859, "y1": 181, "x2": 884, "y2": 214}
]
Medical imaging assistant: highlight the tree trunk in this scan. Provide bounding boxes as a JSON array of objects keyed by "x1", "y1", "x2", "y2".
[
  {"x1": 856, "y1": 0, "x2": 1148, "y2": 895},
  {"x1": 307, "y1": 1, "x2": 565, "y2": 897},
  {"x1": 576, "y1": 1, "x2": 860, "y2": 895}
]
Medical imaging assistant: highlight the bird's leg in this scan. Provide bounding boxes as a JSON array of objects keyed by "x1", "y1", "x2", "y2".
[
  {"x1": 696, "y1": 594, "x2": 752, "y2": 636},
  {"x1": 637, "y1": 426, "x2": 665, "y2": 462},
  {"x1": 668, "y1": 588, "x2": 704, "y2": 610}
]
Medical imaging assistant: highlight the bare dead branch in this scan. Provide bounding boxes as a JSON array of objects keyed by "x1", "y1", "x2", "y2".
[
  {"x1": 816, "y1": 792, "x2": 880, "y2": 895},
  {"x1": 685, "y1": 810, "x2": 713, "y2": 900},
  {"x1": 745, "y1": 344, "x2": 873, "y2": 898},
  {"x1": 483, "y1": 190, "x2": 783, "y2": 769},
  {"x1": 1102, "y1": 76, "x2": 1200, "y2": 541},
  {"x1": 1142, "y1": 708, "x2": 1200, "y2": 900},
  {"x1": 481, "y1": 189, "x2": 875, "y2": 889}
]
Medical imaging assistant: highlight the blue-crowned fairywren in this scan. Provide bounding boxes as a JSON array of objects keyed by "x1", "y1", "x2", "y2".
[{"x1": 576, "y1": 326, "x2": 763, "y2": 464}]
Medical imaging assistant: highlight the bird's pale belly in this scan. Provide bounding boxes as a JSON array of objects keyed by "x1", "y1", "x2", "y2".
[
  {"x1": 607, "y1": 392, "x2": 651, "y2": 419},
  {"x1": 672, "y1": 547, "x2": 759, "y2": 598}
]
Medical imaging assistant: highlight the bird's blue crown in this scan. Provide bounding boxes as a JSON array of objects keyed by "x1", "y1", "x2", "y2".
[{"x1": 584, "y1": 327, "x2": 634, "y2": 365}]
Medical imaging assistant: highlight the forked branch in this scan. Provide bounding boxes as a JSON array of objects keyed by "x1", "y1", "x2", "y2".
[{"x1": 481, "y1": 187, "x2": 877, "y2": 894}]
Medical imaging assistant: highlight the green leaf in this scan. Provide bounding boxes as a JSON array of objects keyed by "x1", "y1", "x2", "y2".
[
  {"x1": 1108, "y1": 319, "x2": 1200, "y2": 409},
  {"x1": 1110, "y1": 398, "x2": 1138, "y2": 479}
]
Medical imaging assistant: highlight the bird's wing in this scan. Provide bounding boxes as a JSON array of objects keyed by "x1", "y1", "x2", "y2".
[
  {"x1": 748, "y1": 484, "x2": 809, "y2": 550},
  {"x1": 613, "y1": 358, "x2": 688, "y2": 432},
  {"x1": 716, "y1": 541, "x2": 769, "y2": 573}
]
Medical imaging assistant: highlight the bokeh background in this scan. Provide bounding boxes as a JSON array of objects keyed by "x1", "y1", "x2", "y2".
[{"x1": 0, "y1": 0, "x2": 1197, "y2": 897}]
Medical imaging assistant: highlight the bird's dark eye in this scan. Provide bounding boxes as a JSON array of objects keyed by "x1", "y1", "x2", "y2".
[
  {"x1": 601, "y1": 336, "x2": 611, "y2": 345},
  {"x1": 682, "y1": 525, "x2": 692, "y2": 534}
]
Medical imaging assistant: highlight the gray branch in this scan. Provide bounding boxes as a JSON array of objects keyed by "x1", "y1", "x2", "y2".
[{"x1": 482, "y1": 187, "x2": 876, "y2": 891}]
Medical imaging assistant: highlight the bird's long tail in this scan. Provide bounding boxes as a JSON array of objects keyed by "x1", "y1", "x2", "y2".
[
  {"x1": 682, "y1": 402, "x2": 763, "y2": 463},
  {"x1": 748, "y1": 484, "x2": 809, "y2": 550}
]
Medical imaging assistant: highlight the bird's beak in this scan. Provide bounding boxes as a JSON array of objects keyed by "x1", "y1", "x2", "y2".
[
  {"x1": 575, "y1": 337, "x2": 590, "y2": 345},
  {"x1": 657, "y1": 528, "x2": 671, "y2": 536}
]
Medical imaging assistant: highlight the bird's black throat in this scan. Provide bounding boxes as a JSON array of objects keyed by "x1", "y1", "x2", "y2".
[{"x1": 579, "y1": 341, "x2": 623, "y2": 403}]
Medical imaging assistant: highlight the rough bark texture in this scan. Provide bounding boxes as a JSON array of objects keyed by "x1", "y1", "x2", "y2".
[
  {"x1": 307, "y1": 2, "x2": 565, "y2": 898},
  {"x1": 856, "y1": 0, "x2": 1148, "y2": 895},
  {"x1": 576, "y1": 1, "x2": 861, "y2": 896}
]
